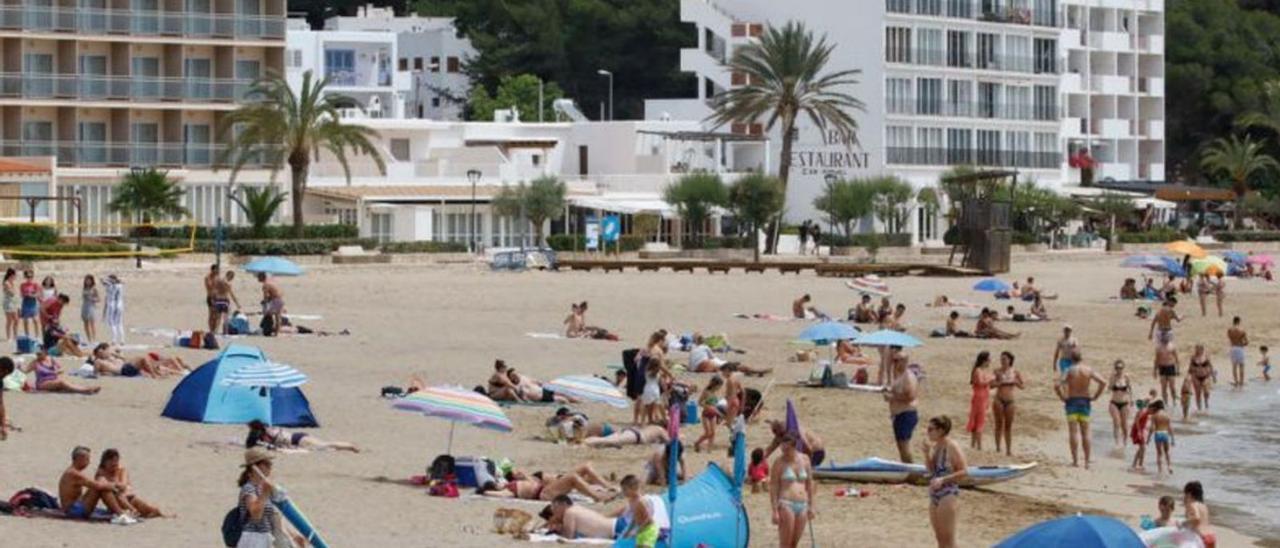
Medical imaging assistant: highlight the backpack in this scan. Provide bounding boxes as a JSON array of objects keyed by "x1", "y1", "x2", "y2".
[
  {"x1": 260, "y1": 315, "x2": 277, "y2": 337},
  {"x1": 220, "y1": 506, "x2": 243, "y2": 547},
  {"x1": 427, "y1": 454, "x2": 456, "y2": 481},
  {"x1": 203, "y1": 331, "x2": 220, "y2": 350}
]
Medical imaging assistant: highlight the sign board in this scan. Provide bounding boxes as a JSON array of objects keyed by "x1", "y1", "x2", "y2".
[
  {"x1": 601, "y1": 215, "x2": 620, "y2": 242},
  {"x1": 585, "y1": 218, "x2": 600, "y2": 251}
]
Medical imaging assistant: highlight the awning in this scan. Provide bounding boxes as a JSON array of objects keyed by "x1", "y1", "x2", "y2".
[
  {"x1": 464, "y1": 138, "x2": 559, "y2": 148},
  {"x1": 568, "y1": 195, "x2": 679, "y2": 219},
  {"x1": 1154, "y1": 186, "x2": 1236, "y2": 202}
]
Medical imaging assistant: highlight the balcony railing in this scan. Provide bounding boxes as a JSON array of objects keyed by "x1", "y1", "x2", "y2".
[
  {"x1": 887, "y1": 97, "x2": 1058, "y2": 121},
  {"x1": 0, "y1": 140, "x2": 278, "y2": 168},
  {"x1": 886, "y1": 146, "x2": 1060, "y2": 169},
  {"x1": 0, "y1": 73, "x2": 252, "y2": 103},
  {"x1": 886, "y1": 0, "x2": 1058, "y2": 28},
  {"x1": 0, "y1": 4, "x2": 284, "y2": 40},
  {"x1": 891, "y1": 49, "x2": 1058, "y2": 75}
]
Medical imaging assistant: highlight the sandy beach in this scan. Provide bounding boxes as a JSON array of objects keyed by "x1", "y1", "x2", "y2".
[{"x1": 1, "y1": 252, "x2": 1274, "y2": 546}]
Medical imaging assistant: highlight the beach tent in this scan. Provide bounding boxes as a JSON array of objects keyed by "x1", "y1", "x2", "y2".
[
  {"x1": 613, "y1": 463, "x2": 749, "y2": 548},
  {"x1": 161, "y1": 345, "x2": 318, "y2": 427}
]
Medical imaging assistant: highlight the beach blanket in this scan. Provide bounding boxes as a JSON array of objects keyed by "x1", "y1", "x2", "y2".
[
  {"x1": 733, "y1": 313, "x2": 796, "y2": 322},
  {"x1": 525, "y1": 332, "x2": 565, "y2": 340},
  {"x1": 528, "y1": 533, "x2": 613, "y2": 544}
]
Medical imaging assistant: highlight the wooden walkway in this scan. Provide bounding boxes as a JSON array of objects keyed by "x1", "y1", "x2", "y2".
[{"x1": 555, "y1": 259, "x2": 983, "y2": 277}]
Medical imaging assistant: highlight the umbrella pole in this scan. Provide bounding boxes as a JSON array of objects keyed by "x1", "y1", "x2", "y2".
[{"x1": 447, "y1": 422, "x2": 456, "y2": 455}]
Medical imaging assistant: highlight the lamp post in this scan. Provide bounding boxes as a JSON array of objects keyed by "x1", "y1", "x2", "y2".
[
  {"x1": 596, "y1": 69, "x2": 613, "y2": 121},
  {"x1": 467, "y1": 169, "x2": 481, "y2": 254}
]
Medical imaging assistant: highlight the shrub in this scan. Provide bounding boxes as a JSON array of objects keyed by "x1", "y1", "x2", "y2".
[
  {"x1": 134, "y1": 237, "x2": 375, "y2": 255},
  {"x1": 8, "y1": 243, "x2": 132, "y2": 260},
  {"x1": 1215, "y1": 230, "x2": 1280, "y2": 242},
  {"x1": 1118, "y1": 227, "x2": 1186, "y2": 244},
  {"x1": 819, "y1": 233, "x2": 912, "y2": 247},
  {"x1": 545, "y1": 234, "x2": 644, "y2": 252},
  {"x1": 0, "y1": 225, "x2": 59, "y2": 246},
  {"x1": 379, "y1": 241, "x2": 468, "y2": 254},
  {"x1": 149, "y1": 224, "x2": 358, "y2": 240}
]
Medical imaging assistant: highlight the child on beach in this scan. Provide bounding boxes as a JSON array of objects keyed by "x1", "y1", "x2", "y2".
[
  {"x1": 618, "y1": 475, "x2": 657, "y2": 548},
  {"x1": 693, "y1": 376, "x2": 723, "y2": 452},
  {"x1": 1154, "y1": 495, "x2": 1177, "y2": 528},
  {"x1": 1260, "y1": 345, "x2": 1272, "y2": 381},
  {"x1": 748, "y1": 448, "x2": 769, "y2": 494},
  {"x1": 1130, "y1": 394, "x2": 1152, "y2": 470},
  {"x1": 1178, "y1": 376, "x2": 1192, "y2": 421},
  {"x1": 1147, "y1": 400, "x2": 1174, "y2": 476}
]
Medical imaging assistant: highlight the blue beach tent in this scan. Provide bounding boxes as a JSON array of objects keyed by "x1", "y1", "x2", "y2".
[
  {"x1": 613, "y1": 463, "x2": 749, "y2": 548},
  {"x1": 162, "y1": 345, "x2": 318, "y2": 427}
]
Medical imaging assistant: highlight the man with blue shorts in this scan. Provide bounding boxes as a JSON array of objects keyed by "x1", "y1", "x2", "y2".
[
  {"x1": 1052, "y1": 325, "x2": 1079, "y2": 376},
  {"x1": 58, "y1": 446, "x2": 136, "y2": 525},
  {"x1": 1055, "y1": 361, "x2": 1108, "y2": 468},
  {"x1": 884, "y1": 354, "x2": 919, "y2": 463}
]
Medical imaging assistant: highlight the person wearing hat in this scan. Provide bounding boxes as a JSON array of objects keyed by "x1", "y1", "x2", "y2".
[{"x1": 236, "y1": 448, "x2": 304, "y2": 548}]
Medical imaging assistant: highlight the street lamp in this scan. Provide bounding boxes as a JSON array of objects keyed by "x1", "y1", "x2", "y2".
[
  {"x1": 467, "y1": 169, "x2": 481, "y2": 254},
  {"x1": 596, "y1": 69, "x2": 613, "y2": 121}
]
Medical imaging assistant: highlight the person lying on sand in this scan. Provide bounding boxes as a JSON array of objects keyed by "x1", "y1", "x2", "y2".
[
  {"x1": 480, "y1": 463, "x2": 617, "y2": 503},
  {"x1": 543, "y1": 494, "x2": 619, "y2": 540},
  {"x1": 546, "y1": 407, "x2": 619, "y2": 444},
  {"x1": 59, "y1": 446, "x2": 136, "y2": 524},
  {"x1": 24, "y1": 351, "x2": 99, "y2": 394},
  {"x1": 690, "y1": 335, "x2": 772, "y2": 376},
  {"x1": 509, "y1": 369, "x2": 576, "y2": 404},
  {"x1": 246, "y1": 419, "x2": 359, "y2": 453},
  {"x1": 89, "y1": 345, "x2": 189, "y2": 378},
  {"x1": 95, "y1": 449, "x2": 167, "y2": 518},
  {"x1": 564, "y1": 301, "x2": 619, "y2": 341},
  {"x1": 583, "y1": 424, "x2": 670, "y2": 449},
  {"x1": 836, "y1": 339, "x2": 873, "y2": 366}
]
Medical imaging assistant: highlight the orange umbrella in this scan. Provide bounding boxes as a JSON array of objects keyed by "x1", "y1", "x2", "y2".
[{"x1": 1165, "y1": 240, "x2": 1207, "y2": 259}]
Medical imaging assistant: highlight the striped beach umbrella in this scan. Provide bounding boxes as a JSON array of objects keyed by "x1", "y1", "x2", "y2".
[
  {"x1": 545, "y1": 375, "x2": 628, "y2": 408},
  {"x1": 222, "y1": 361, "x2": 309, "y2": 388},
  {"x1": 392, "y1": 385, "x2": 512, "y2": 453}
]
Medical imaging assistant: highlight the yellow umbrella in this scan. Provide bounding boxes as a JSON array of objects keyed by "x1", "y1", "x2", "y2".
[
  {"x1": 1190, "y1": 256, "x2": 1228, "y2": 276},
  {"x1": 1165, "y1": 240, "x2": 1207, "y2": 259}
]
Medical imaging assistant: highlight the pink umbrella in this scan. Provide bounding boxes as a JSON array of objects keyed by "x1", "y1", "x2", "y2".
[{"x1": 1246, "y1": 254, "x2": 1274, "y2": 267}]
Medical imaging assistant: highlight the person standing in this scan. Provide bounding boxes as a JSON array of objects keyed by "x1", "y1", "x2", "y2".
[
  {"x1": 257, "y1": 273, "x2": 284, "y2": 337},
  {"x1": 797, "y1": 220, "x2": 810, "y2": 256},
  {"x1": 236, "y1": 448, "x2": 305, "y2": 548},
  {"x1": 809, "y1": 222, "x2": 822, "y2": 256},
  {"x1": 1147, "y1": 400, "x2": 1174, "y2": 476},
  {"x1": 1051, "y1": 325, "x2": 1079, "y2": 377},
  {"x1": 2, "y1": 268, "x2": 17, "y2": 342},
  {"x1": 1054, "y1": 355, "x2": 1108, "y2": 468},
  {"x1": 991, "y1": 351, "x2": 1023, "y2": 456},
  {"x1": 768, "y1": 433, "x2": 815, "y2": 548},
  {"x1": 921, "y1": 416, "x2": 968, "y2": 548},
  {"x1": 965, "y1": 352, "x2": 993, "y2": 451},
  {"x1": 1211, "y1": 272, "x2": 1225, "y2": 318},
  {"x1": 1183, "y1": 481, "x2": 1216, "y2": 548},
  {"x1": 884, "y1": 354, "x2": 919, "y2": 463},
  {"x1": 1227, "y1": 316, "x2": 1248, "y2": 388},
  {"x1": 102, "y1": 275, "x2": 125, "y2": 345},
  {"x1": 81, "y1": 275, "x2": 100, "y2": 343},
  {"x1": 204, "y1": 264, "x2": 220, "y2": 333},
  {"x1": 1107, "y1": 360, "x2": 1133, "y2": 449},
  {"x1": 211, "y1": 271, "x2": 241, "y2": 335},
  {"x1": 19, "y1": 269, "x2": 39, "y2": 337},
  {"x1": 1153, "y1": 340, "x2": 1181, "y2": 407},
  {"x1": 1147, "y1": 297, "x2": 1181, "y2": 345}
]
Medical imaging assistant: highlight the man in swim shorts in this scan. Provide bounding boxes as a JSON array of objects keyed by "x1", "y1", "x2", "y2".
[
  {"x1": 1051, "y1": 325, "x2": 1079, "y2": 376},
  {"x1": 1227, "y1": 316, "x2": 1249, "y2": 387},
  {"x1": 884, "y1": 355, "x2": 919, "y2": 463},
  {"x1": 1055, "y1": 359, "x2": 1107, "y2": 469},
  {"x1": 203, "y1": 264, "x2": 220, "y2": 333},
  {"x1": 1153, "y1": 340, "x2": 1181, "y2": 406},
  {"x1": 1147, "y1": 297, "x2": 1181, "y2": 345},
  {"x1": 547, "y1": 494, "x2": 617, "y2": 540},
  {"x1": 58, "y1": 446, "x2": 135, "y2": 525}
]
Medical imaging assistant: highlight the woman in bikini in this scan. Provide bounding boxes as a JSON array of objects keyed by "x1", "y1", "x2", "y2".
[
  {"x1": 991, "y1": 351, "x2": 1024, "y2": 457},
  {"x1": 921, "y1": 416, "x2": 968, "y2": 548},
  {"x1": 484, "y1": 464, "x2": 616, "y2": 503},
  {"x1": 1187, "y1": 344, "x2": 1214, "y2": 413},
  {"x1": 965, "y1": 352, "x2": 993, "y2": 451},
  {"x1": 768, "y1": 433, "x2": 814, "y2": 548},
  {"x1": 693, "y1": 375, "x2": 723, "y2": 452},
  {"x1": 1107, "y1": 360, "x2": 1133, "y2": 449},
  {"x1": 245, "y1": 420, "x2": 359, "y2": 452},
  {"x1": 1196, "y1": 273, "x2": 1212, "y2": 316},
  {"x1": 583, "y1": 424, "x2": 669, "y2": 448}
]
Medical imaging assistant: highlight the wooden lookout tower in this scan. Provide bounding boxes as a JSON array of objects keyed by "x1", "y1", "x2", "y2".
[{"x1": 943, "y1": 170, "x2": 1016, "y2": 274}]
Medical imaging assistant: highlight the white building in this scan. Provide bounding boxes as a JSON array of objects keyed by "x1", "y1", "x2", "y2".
[
  {"x1": 286, "y1": 19, "x2": 410, "y2": 119},
  {"x1": 321, "y1": 5, "x2": 474, "y2": 121},
  {"x1": 646, "y1": 0, "x2": 1165, "y2": 242}
]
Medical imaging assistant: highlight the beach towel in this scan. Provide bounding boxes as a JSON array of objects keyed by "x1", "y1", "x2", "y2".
[
  {"x1": 528, "y1": 533, "x2": 614, "y2": 544},
  {"x1": 733, "y1": 313, "x2": 795, "y2": 322},
  {"x1": 525, "y1": 332, "x2": 565, "y2": 340}
]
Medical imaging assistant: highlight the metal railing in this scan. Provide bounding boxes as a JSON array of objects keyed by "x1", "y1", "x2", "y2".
[
  {"x1": 886, "y1": 146, "x2": 1060, "y2": 169},
  {"x1": 0, "y1": 4, "x2": 284, "y2": 40},
  {"x1": 0, "y1": 73, "x2": 252, "y2": 103},
  {"x1": 887, "y1": 96, "x2": 1057, "y2": 121},
  {"x1": 0, "y1": 140, "x2": 278, "y2": 168},
  {"x1": 892, "y1": 49, "x2": 1058, "y2": 74},
  {"x1": 886, "y1": 0, "x2": 1057, "y2": 28}
]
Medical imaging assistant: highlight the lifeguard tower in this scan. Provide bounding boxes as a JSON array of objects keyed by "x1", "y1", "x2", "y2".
[{"x1": 943, "y1": 170, "x2": 1016, "y2": 274}]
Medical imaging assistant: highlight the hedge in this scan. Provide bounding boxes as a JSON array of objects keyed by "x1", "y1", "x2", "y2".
[
  {"x1": 0, "y1": 225, "x2": 59, "y2": 246},
  {"x1": 1012, "y1": 231, "x2": 1039, "y2": 245},
  {"x1": 1117, "y1": 226, "x2": 1187, "y2": 244},
  {"x1": 379, "y1": 241, "x2": 468, "y2": 254},
  {"x1": 1215, "y1": 231, "x2": 1280, "y2": 242},
  {"x1": 545, "y1": 234, "x2": 646, "y2": 252},
  {"x1": 149, "y1": 224, "x2": 358, "y2": 240},
  {"x1": 134, "y1": 237, "x2": 377, "y2": 255},
  {"x1": 819, "y1": 233, "x2": 913, "y2": 248},
  {"x1": 679, "y1": 236, "x2": 749, "y2": 249},
  {"x1": 7, "y1": 243, "x2": 133, "y2": 260}
]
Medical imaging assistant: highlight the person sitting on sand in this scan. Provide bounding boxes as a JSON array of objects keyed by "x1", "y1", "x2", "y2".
[
  {"x1": 1120, "y1": 278, "x2": 1139, "y2": 300},
  {"x1": 1029, "y1": 294, "x2": 1050, "y2": 321},
  {"x1": 763, "y1": 419, "x2": 827, "y2": 466},
  {"x1": 486, "y1": 360, "x2": 523, "y2": 401},
  {"x1": 256, "y1": 273, "x2": 284, "y2": 337},
  {"x1": 1021, "y1": 276, "x2": 1057, "y2": 301},
  {"x1": 792, "y1": 294, "x2": 827, "y2": 321},
  {"x1": 481, "y1": 463, "x2": 617, "y2": 503},
  {"x1": 245, "y1": 419, "x2": 359, "y2": 453},
  {"x1": 563, "y1": 301, "x2": 618, "y2": 341},
  {"x1": 975, "y1": 309, "x2": 1018, "y2": 340},
  {"x1": 59, "y1": 446, "x2": 136, "y2": 524},
  {"x1": 836, "y1": 339, "x2": 872, "y2": 366},
  {"x1": 941, "y1": 311, "x2": 971, "y2": 338},
  {"x1": 583, "y1": 424, "x2": 670, "y2": 449},
  {"x1": 24, "y1": 351, "x2": 99, "y2": 394},
  {"x1": 850, "y1": 295, "x2": 876, "y2": 324},
  {"x1": 545, "y1": 494, "x2": 618, "y2": 540},
  {"x1": 644, "y1": 442, "x2": 686, "y2": 486},
  {"x1": 1140, "y1": 278, "x2": 1160, "y2": 300},
  {"x1": 1153, "y1": 495, "x2": 1177, "y2": 528},
  {"x1": 95, "y1": 449, "x2": 166, "y2": 518},
  {"x1": 508, "y1": 368, "x2": 576, "y2": 404},
  {"x1": 689, "y1": 333, "x2": 727, "y2": 372},
  {"x1": 1054, "y1": 355, "x2": 1108, "y2": 468}
]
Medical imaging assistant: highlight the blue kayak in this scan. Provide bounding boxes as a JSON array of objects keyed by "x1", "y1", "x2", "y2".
[{"x1": 814, "y1": 457, "x2": 1037, "y2": 486}]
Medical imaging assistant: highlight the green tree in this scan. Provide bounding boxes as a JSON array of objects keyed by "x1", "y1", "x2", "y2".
[
  {"x1": 871, "y1": 176, "x2": 913, "y2": 234},
  {"x1": 709, "y1": 21, "x2": 865, "y2": 252},
  {"x1": 1089, "y1": 192, "x2": 1137, "y2": 250},
  {"x1": 467, "y1": 73, "x2": 565, "y2": 121},
  {"x1": 1200, "y1": 134, "x2": 1280, "y2": 228},
  {"x1": 490, "y1": 175, "x2": 567, "y2": 246},
  {"x1": 234, "y1": 186, "x2": 287, "y2": 238},
  {"x1": 728, "y1": 174, "x2": 785, "y2": 262},
  {"x1": 663, "y1": 173, "x2": 728, "y2": 246},
  {"x1": 108, "y1": 168, "x2": 187, "y2": 224},
  {"x1": 812, "y1": 178, "x2": 875, "y2": 238},
  {"x1": 220, "y1": 70, "x2": 385, "y2": 236}
]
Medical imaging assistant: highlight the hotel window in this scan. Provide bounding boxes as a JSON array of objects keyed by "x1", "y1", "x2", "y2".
[
  {"x1": 946, "y1": 0, "x2": 972, "y2": 17},
  {"x1": 916, "y1": 0, "x2": 941, "y2": 16},
  {"x1": 946, "y1": 30, "x2": 971, "y2": 68},
  {"x1": 1033, "y1": 0, "x2": 1057, "y2": 26},
  {"x1": 1033, "y1": 85, "x2": 1056, "y2": 121},
  {"x1": 398, "y1": 58, "x2": 408, "y2": 71},
  {"x1": 886, "y1": 0, "x2": 910, "y2": 14},
  {"x1": 947, "y1": 128, "x2": 972, "y2": 164},
  {"x1": 414, "y1": 57, "x2": 423, "y2": 70},
  {"x1": 1007, "y1": 131, "x2": 1031, "y2": 167},
  {"x1": 886, "y1": 78, "x2": 912, "y2": 114},
  {"x1": 446, "y1": 56, "x2": 460, "y2": 73},
  {"x1": 976, "y1": 129, "x2": 1001, "y2": 165},
  {"x1": 918, "y1": 127, "x2": 944, "y2": 165},
  {"x1": 431, "y1": 56, "x2": 441, "y2": 72},
  {"x1": 1005, "y1": 35, "x2": 1032, "y2": 73},
  {"x1": 977, "y1": 82, "x2": 999, "y2": 119},
  {"x1": 389, "y1": 138, "x2": 410, "y2": 162},
  {"x1": 431, "y1": 97, "x2": 440, "y2": 107},
  {"x1": 917, "y1": 28, "x2": 943, "y2": 66},
  {"x1": 976, "y1": 33, "x2": 997, "y2": 69},
  {"x1": 917, "y1": 78, "x2": 942, "y2": 115},
  {"x1": 946, "y1": 79, "x2": 972, "y2": 117},
  {"x1": 1033, "y1": 38, "x2": 1057, "y2": 74},
  {"x1": 1006, "y1": 85, "x2": 1031, "y2": 120},
  {"x1": 886, "y1": 27, "x2": 911, "y2": 64},
  {"x1": 886, "y1": 126, "x2": 912, "y2": 164}
]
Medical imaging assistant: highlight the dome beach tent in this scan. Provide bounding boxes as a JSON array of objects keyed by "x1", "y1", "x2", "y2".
[
  {"x1": 162, "y1": 344, "x2": 318, "y2": 427},
  {"x1": 612, "y1": 463, "x2": 749, "y2": 548}
]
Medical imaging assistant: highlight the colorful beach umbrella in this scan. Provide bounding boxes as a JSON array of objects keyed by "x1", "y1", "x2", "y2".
[
  {"x1": 1190, "y1": 256, "x2": 1228, "y2": 276},
  {"x1": 222, "y1": 360, "x2": 309, "y2": 389},
  {"x1": 796, "y1": 321, "x2": 859, "y2": 344},
  {"x1": 1247, "y1": 253, "x2": 1275, "y2": 267},
  {"x1": 1165, "y1": 241, "x2": 1207, "y2": 259},
  {"x1": 855, "y1": 329, "x2": 923, "y2": 348},
  {"x1": 392, "y1": 385, "x2": 512, "y2": 454},
  {"x1": 243, "y1": 256, "x2": 305, "y2": 276},
  {"x1": 996, "y1": 515, "x2": 1143, "y2": 548},
  {"x1": 1120, "y1": 255, "x2": 1185, "y2": 277},
  {"x1": 544, "y1": 375, "x2": 628, "y2": 408},
  {"x1": 845, "y1": 275, "x2": 891, "y2": 297},
  {"x1": 973, "y1": 278, "x2": 1011, "y2": 292},
  {"x1": 1139, "y1": 526, "x2": 1206, "y2": 548}
]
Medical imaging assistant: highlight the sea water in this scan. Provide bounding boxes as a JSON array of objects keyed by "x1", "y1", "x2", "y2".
[{"x1": 1117, "y1": 382, "x2": 1280, "y2": 541}]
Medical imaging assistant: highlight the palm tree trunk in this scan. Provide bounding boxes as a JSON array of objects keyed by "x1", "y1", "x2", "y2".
[
  {"x1": 289, "y1": 156, "x2": 309, "y2": 238},
  {"x1": 768, "y1": 115, "x2": 797, "y2": 254},
  {"x1": 752, "y1": 221, "x2": 760, "y2": 262}
]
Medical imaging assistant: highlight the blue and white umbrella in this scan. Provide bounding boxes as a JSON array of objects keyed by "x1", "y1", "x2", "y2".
[
  {"x1": 243, "y1": 256, "x2": 305, "y2": 277},
  {"x1": 223, "y1": 360, "x2": 309, "y2": 389},
  {"x1": 796, "y1": 321, "x2": 860, "y2": 344},
  {"x1": 855, "y1": 329, "x2": 923, "y2": 348}
]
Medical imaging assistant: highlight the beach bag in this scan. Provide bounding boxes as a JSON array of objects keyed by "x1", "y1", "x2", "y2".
[
  {"x1": 203, "y1": 331, "x2": 219, "y2": 350},
  {"x1": 7, "y1": 487, "x2": 59, "y2": 516},
  {"x1": 853, "y1": 367, "x2": 869, "y2": 385},
  {"x1": 228, "y1": 316, "x2": 251, "y2": 335},
  {"x1": 260, "y1": 315, "x2": 277, "y2": 337},
  {"x1": 428, "y1": 481, "x2": 459, "y2": 498},
  {"x1": 15, "y1": 336, "x2": 35, "y2": 354},
  {"x1": 221, "y1": 506, "x2": 244, "y2": 547},
  {"x1": 187, "y1": 331, "x2": 205, "y2": 349}
]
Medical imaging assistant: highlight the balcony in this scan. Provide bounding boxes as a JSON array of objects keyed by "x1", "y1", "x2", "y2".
[
  {"x1": 906, "y1": 49, "x2": 1058, "y2": 75},
  {"x1": 1140, "y1": 35, "x2": 1164, "y2": 53},
  {"x1": 1088, "y1": 31, "x2": 1133, "y2": 51},
  {"x1": 0, "y1": 140, "x2": 277, "y2": 168},
  {"x1": 1141, "y1": 120, "x2": 1164, "y2": 139},
  {"x1": 1097, "y1": 162, "x2": 1132, "y2": 181},
  {"x1": 886, "y1": 0, "x2": 1057, "y2": 28},
  {"x1": 888, "y1": 96, "x2": 1056, "y2": 122},
  {"x1": 1095, "y1": 118, "x2": 1130, "y2": 138},
  {"x1": 1062, "y1": 117, "x2": 1085, "y2": 138},
  {"x1": 1060, "y1": 72, "x2": 1084, "y2": 92},
  {"x1": 885, "y1": 146, "x2": 1060, "y2": 169},
  {"x1": 1138, "y1": 77, "x2": 1164, "y2": 97},
  {"x1": 0, "y1": 4, "x2": 284, "y2": 41},
  {"x1": 325, "y1": 70, "x2": 394, "y2": 89},
  {"x1": 1091, "y1": 75, "x2": 1132, "y2": 94},
  {"x1": 0, "y1": 73, "x2": 250, "y2": 103}
]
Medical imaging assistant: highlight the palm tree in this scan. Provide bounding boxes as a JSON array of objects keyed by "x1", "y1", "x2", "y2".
[
  {"x1": 708, "y1": 21, "x2": 865, "y2": 252},
  {"x1": 1200, "y1": 134, "x2": 1280, "y2": 229},
  {"x1": 234, "y1": 186, "x2": 287, "y2": 238},
  {"x1": 219, "y1": 70, "x2": 385, "y2": 236},
  {"x1": 108, "y1": 168, "x2": 188, "y2": 225}
]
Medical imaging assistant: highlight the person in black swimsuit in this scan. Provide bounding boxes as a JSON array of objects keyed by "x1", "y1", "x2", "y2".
[
  {"x1": 1107, "y1": 360, "x2": 1133, "y2": 449},
  {"x1": 990, "y1": 351, "x2": 1024, "y2": 457},
  {"x1": 1187, "y1": 344, "x2": 1214, "y2": 413}
]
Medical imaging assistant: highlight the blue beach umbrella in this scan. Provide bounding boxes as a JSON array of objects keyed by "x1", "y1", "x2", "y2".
[
  {"x1": 996, "y1": 515, "x2": 1144, "y2": 548},
  {"x1": 1120, "y1": 254, "x2": 1165, "y2": 269},
  {"x1": 1156, "y1": 256, "x2": 1187, "y2": 277},
  {"x1": 796, "y1": 321, "x2": 859, "y2": 344},
  {"x1": 1222, "y1": 250, "x2": 1247, "y2": 265},
  {"x1": 243, "y1": 256, "x2": 305, "y2": 276},
  {"x1": 855, "y1": 329, "x2": 923, "y2": 348},
  {"x1": 973, "y1": 278, "x2": 1011, "y2": 292}
]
